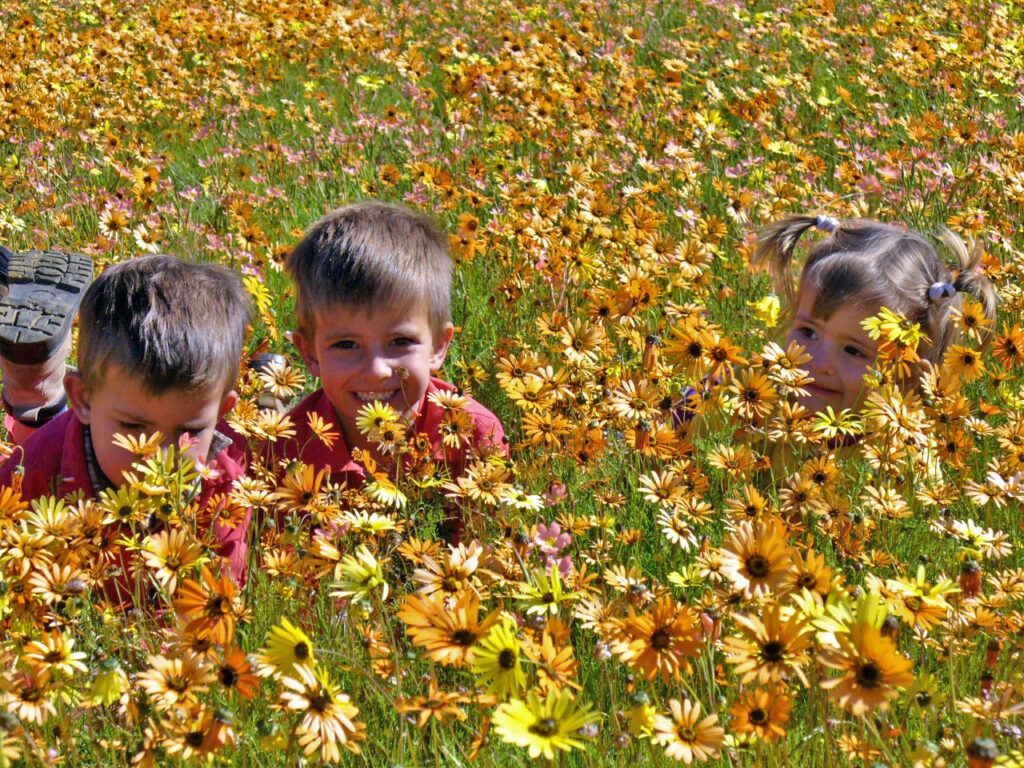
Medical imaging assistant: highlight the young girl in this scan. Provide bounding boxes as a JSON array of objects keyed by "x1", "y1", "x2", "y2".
[{"x1": 753, "y1": 213, "x2": 997, "y2": 415}]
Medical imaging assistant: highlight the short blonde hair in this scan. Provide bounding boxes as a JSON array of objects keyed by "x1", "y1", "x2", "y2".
[
  {"x1": 754, "y1": 215, "x2": 997, "y2": 362},
  {"x1": 78, "y1": 255, "x2": 251, "y2": 394},
  {"x1": 285, "y1": 201, "x2": 452, "y2": 337}
]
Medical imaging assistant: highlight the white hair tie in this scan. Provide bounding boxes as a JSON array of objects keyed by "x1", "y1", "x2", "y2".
[
  {"x1": 928, "y1": 281, "x2": 957, "y2": 301},
  {"x1": 814, "y1": 214, "x2": 838, "y2": 233}
]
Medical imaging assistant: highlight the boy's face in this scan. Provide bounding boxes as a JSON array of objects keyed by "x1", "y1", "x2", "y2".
[
  {"x1": 64, "y1": 367, "x2": 237, "y2": 487},
  {"x1": 293, "y1": 301, "x2": 454, "y2": 452},
  {"x1": 786, "y1": 287, "x2": 880, "y2": 414}
]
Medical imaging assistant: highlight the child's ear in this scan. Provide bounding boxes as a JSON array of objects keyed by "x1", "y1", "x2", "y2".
[
  {"x1": 63, "y1": 371, "x2": 92, "y2": 424},
  {"x1": 430, "y1": 323, "x2": 455, "y2": 371},
  {"x1": 218, "y1": 389, "x2": 239, "y2": 419},
  {"x1": 291, "y1": 329, "x2": 321, "y2": 378}
]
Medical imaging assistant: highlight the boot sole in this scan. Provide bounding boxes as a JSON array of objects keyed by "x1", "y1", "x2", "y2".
[{"x1": 0, "y1": 249, "x2": 93, "y2": 365}]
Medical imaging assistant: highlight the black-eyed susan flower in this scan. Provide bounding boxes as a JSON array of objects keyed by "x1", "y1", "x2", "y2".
[
  {"x1": 472, "y1": 621, "x2": 526, "y2": 699},
  {"x1": 260, "y1": 618, "x2": 316, "y2": 676},
  {"x1": 652, "y1": 697, "x2": 723, "y2": 764},
  {"x1": 279, "y1": 663, "x2": 366, "y2": 761},
  {"x1": 492, "y1": 688, "x2": 599, "y2": 761},
  {"x1": 728, "y1": 687, "x2": 792, "y2": 742},
  {"x1": 819, "y1": 623, "x2": 914, "y2": 715}
]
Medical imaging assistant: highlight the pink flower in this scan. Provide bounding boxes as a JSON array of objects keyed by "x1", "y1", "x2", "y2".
[
  {"x1": 534, "y1": 522, "x2": 571, "y2": 556},
  {"x1": 546, "y1": 554, "x2": 574, "y2": 579},
  {"x1": 543, "y1": 482, "x2": 568, "y2": 507}
]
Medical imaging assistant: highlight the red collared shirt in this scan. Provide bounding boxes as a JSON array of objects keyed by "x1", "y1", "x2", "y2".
[
  {"x1": 0, "y1": 409, "x2": 251, "y2": 602},
  {"x1": 273, "y1": 377, "x2": 507, "y2": 483}
]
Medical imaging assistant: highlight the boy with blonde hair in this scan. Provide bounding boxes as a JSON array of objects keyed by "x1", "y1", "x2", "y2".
[
  {"x1": 280, "y1": 201, "x2": 506, "y2": 518},
  {"x1": 0, "y1": 254, "x2": 253, "y2": 590}
]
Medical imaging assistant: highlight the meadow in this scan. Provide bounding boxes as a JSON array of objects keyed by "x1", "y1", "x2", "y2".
[{"x1": 1, "y1": 0, "x2": 1024, "y2": 765}]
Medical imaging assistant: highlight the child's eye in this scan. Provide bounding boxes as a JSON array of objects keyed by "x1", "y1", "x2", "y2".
[
  {"x1": 797, "y1": 326, "x2": 816, "y2": 340},
  {"x1": 844, "y1": 345, "x2": 867, "y2": 358},
  {"x1": 391, "y1": 337, "x2": 416, "y2": 347},
  {"x1": 333, "y1": 340, "x2": 357, "y2": 350},
  {"x1": 118, "y1": 421, "x2": 145, "y2": 432}
]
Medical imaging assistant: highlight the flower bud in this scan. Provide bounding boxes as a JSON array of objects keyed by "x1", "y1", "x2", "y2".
[{"x1": 959, "y1": 559, "x2": 982, "y2": 599}]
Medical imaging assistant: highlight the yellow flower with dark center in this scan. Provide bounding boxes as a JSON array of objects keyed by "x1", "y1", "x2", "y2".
[
  {"x1": 721, "y1": 604, "x2": 812, "y2": 686},
  {"x1": 397, "y1": 591, "x2": 501, "y2": 667},
  {"x1": 728, "y1": 369, "x2": 779, "y2": 421},
  {"x1": 492, "y1": 688, "x2": 599, "y2": 760},
  {"x1": 720, "y1": 518, "x2": 794, "y2": 598},
  {"x1": 140, "y1": 528, "x2": 205, "y2": 593},
  {"x1": 819, "y1": 622, "x2": 914, "y2": 715},
  {"x1": 652, "y1": 697, "x2": 724, "y2": 764},
  {"x1": 261, "y1": 618, "x2": 316, "y2": 676},
  {"x1": 612, "y1": 597, "x2": 703, "y2": 682},
  {"x1": 515, "y1": 565, "x2": 578, "y2": 617},
  {"x1": 728, "y1": 687, "x2": 792, "y2": 742},
  {"x1": 472, "y1": 621, "x2": 526, "y2": 699},
  {"x1": 354, "y1": 400, "x2": 401, "y2": 443},
  {"x1": 280, "y1": 663, "x2": 366, "y2": 761}
]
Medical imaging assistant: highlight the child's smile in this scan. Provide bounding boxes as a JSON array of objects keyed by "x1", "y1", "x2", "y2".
[{"x1": 293, "y1": 302, "x2": 454, "y2": 453}]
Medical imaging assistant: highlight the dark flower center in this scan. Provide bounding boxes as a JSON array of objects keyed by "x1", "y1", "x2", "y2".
[
  {"x1": 452, "y1": 629, "x2": 477, "y2": 646},
  {"x1": 651, "y1": 629, "x2": 671, "y2": 650},
  {"x1": 309, "y1": 692, "x2": 330, "y2": 712},
  {"x1": 498, "y1": 649, "x2": 516, "y2": 669},
  {"x1": 746, "y1": 554, "x2": 770, "y2": 578},
  {"x1": 529, "y1": 718, "x2": 558, "y2": 737},
  {"x1": 294, "y1": 642, "x2": 310, "y2": 660},
  {"x1": 856, "y1": 661, "x2": 882, "y2": 688},
  {"x1": 206, "y1": 595, "x2": 229, "y2": 616},
  {"x1": 219, "y1": 666, "x2": 237, "y2": 686},
  {"x1": 185, "y1": 731, "x2": 204, "y2": 747},
  {"x1": 749, "y1": 707, "x2": 768, "y2": 725},
  {"x1": 762, "y1": 640, "x2": 785, "y2": 662}
]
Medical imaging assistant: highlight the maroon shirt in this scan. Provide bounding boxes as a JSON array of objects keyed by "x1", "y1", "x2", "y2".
[
  {"x1": 0, "y1": 409, "x2": 251, "y2": 603},
  {"x1": 270, "y1": 377, "x2": 507, "y2": 541}
]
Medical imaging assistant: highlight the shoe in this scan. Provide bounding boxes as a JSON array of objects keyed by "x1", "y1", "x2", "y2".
[{"x1": 0, "y1": 247, "x2": 93, "y2": 365}]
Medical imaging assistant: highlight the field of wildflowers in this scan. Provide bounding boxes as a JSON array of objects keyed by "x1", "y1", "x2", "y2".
[{"x1": 2, "y1": 0, "x2": 1024, "y2": 765}]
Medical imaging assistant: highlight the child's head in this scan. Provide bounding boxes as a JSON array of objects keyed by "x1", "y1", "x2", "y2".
[
  {"x1": 64, "y1": 255, "x2": 250, "y2": 485},
  {"x1": 755, "y1": 215, "x2": 997, "y2": 413},
  {"x1": 286, "y1": 201, "x2": 455, "y2": 448}
]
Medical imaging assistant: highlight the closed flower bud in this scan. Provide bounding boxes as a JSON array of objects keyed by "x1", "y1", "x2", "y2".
[
  {"x1": 959, "y1": 559, "x2": 982, "y2": 599},
  {"x1": 986, "y1": 638, "x2": 1001, "y2": 668}
]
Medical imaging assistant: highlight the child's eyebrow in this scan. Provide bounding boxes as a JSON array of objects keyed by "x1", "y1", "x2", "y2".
[
  {"x1": 839, "y1": 331, "x2": 876, "y2": 346},
  {"x1": 112, "y1": 409, "x2": 149, "y2": 423}
]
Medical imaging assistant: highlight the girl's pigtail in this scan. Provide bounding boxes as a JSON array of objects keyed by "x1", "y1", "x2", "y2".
[
  {"x1": 752, "y1": 214, "x2": 833, "y2": 305},
  {"x1": 938, "y1": 228, "x2": 998, "y2": 352}
]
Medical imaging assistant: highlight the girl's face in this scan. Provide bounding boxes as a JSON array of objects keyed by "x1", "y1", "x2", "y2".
[{"x1": 786, "y1": 287, "x2": 880, "y2": 414}]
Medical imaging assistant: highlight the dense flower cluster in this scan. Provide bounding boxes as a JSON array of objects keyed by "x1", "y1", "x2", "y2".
[{"x1": 1, "y1": 0, "x2": 1024, "y2": 765}]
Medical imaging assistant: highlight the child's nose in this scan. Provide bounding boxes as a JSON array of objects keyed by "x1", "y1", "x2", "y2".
[
  {"x1": 813, "y1": 345, "x2": 837, "y2": 376},
  {"x1": 368, "y1": 354, "x2": 392, "y2": 379}
]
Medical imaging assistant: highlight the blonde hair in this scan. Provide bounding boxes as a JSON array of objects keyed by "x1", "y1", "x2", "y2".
[
  {"x1": 285, "y1": 201, "x2": 452, "y2": 337},
  {"x1": 753, "y1": 215, "x2": 997, "y2": 362},
  {"x1": 79, "y1": 255, "x2": 251, "y2": 394}
]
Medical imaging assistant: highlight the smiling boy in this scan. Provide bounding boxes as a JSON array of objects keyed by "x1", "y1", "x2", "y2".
[{"x1": 277, "y1": 202, "x2": 506, "y2": 509}]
